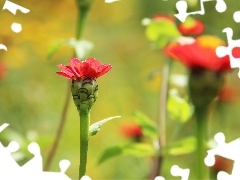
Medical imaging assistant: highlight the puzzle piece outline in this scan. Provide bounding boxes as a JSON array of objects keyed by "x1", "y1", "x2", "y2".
[
  {"x1": 0, "y1": 0, "x2": 30, "y2": 50},
  {"x1": 0, "y1": 124, "x2": 71, "y2": 180},
  {"x1": 216, "y1": 27, "x2": 240, "y2": 78},
  {"x1": 205, "y1": 132, "x2": 240, "y2": 180},
  {"x1": 174, "y1": 0, "x2": 227, "y2": 22}
]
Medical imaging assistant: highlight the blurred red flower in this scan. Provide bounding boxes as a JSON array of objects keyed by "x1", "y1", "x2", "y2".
[
  {"x1": 152, "y1": 14, "x2": 175, "y2": 22},
  {"x1": 164, "y1": 35, "x2": 237, "y2": 72},
  {"x1": 218, "y1": 85, "x2": 237, "y2": 103},
  {"x1": 56, "y1": 58, "x2": 112, "y2": 80},
  {"x1": 120, "y1": 123, "x2": 143, "y2": 138},
  {"x1": 152, "y1": 14, "x2": 204, "y2": 36},
  {"x1": 178, "y1": 18, "x2": 204, "y2": 36},
  {"x1": 0, "y1": 61, "x2": 7, "y2": 80}
]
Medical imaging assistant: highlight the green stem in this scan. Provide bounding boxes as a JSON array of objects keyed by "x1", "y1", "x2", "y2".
[
  {"x1": 149, "y1": 59, "x2": 171, "y2": 179},
  {"x1": 78, "y1": 105, "x2": 90, "y2": 179},
  {"x1": 195, "y1": 109, "x2": 207, "y2": 180},
  {"x1": 44, "y1": 1, "x2": 93, "y2": 172},
  {"x1": 76, "y1": 7, "x2": 89, "y2": 40},
  {"x1": 159, "y1": 59, "x2": 171, "y2": 147}
]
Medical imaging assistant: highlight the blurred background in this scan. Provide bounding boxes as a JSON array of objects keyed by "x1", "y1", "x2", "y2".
[{"x1": 0, "y1": 0, "x2": 240, "y2": 179}]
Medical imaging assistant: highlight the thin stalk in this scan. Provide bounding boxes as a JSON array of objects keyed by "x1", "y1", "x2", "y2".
[
  {"x1": 76, "y1": 7, "x2": 89, "y2": 40},
  {"x1": 159, "y1": 59, "x2": 170, "y2": 148},
  {"x1": 149, "y1": 59, "x2": 171, "y2": 179},
  {"x1": 44, "y1": 81, "x2": 71, "y2": 170},
  {"x1": 44, "y1": 1, "x2": 93, "y2": 171},
  {"x1": 195, "y1": 109, "x2": 207, "y2": 180},
  {"x1": 78, "y1": 106, "x2": 90, "y2": 179}
]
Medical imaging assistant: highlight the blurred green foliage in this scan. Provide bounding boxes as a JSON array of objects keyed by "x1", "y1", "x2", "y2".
[{"x1": 0, "y1": 0, "x2": 240, "y2": 179}]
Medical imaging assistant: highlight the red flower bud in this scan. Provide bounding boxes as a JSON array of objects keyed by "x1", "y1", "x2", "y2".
[{"x1": 120, "y1": 123, "x2": 143, "y2": 139}]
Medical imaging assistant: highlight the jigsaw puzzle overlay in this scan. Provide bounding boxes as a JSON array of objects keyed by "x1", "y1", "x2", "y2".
[
  {"x1": 0, "y1": 0, "x2": 30, "y2": 51},
  {"x1": 174, "y1": 0, "x2": 227, "y2": 22},
  {"x1": 2, "y1": 123, "x2": 239, "y2": 180},
  {"x1": 175, "y1": 0, "x2": 240, "y2": 78},
  {"x1": 0, "y1": 123, "x2": 72, "y2": 180},
  {"x1": 1, "y1": 0, "x2": 240, "y2": 179}
]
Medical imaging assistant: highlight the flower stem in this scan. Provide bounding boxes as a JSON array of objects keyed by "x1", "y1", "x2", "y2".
[
  {"x1": 159, "y1": 59, "x2": 171, "y2": 148},
  {"x1": 76, "y1": 7, "x2": 88, "y2": 40},
  {"x1": 195, "y1": 109, "x2": 207, "y2": 180},
  {"x1": 44, "y1": 81, "x2": 71, "y2": 171},
  {"x1": 149, "y1": 59, "x2": 171, "y2": 179},
  {"x1": 78, "y1": 105, "x2": 90, "y2": 179},
  {"x1": 44, "y1": 1, "x2": 93, "y2": 171}
]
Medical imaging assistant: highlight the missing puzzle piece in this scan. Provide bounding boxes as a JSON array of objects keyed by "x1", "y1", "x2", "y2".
[
  {"x1": 205, "y1": 132, "x2": 240, "y2": 179},
  {"x1": 0, "y1": 124, "x2": 71, "y2": 180},
  {"x1": 154, "y1": 165, "x2": 190, "y2": 180},
  {"x1": 174, "y1": 0, "x2": 227, "y2": 22},
  {"x1": 216, "y1": 27, "x2": 240, "y2": 78}
]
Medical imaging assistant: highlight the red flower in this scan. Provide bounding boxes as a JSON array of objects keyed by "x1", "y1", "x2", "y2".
[
  {"x1": 56, "y1": 58, "x2": 112, "y2": 80},
  {"x1": 0, "y1": 61, "x2": 6, "y2": 80},
  {"x1": 152, "y1": 14, "x2": 204, "y2": 36},
  {"x1": 165, "y1": 35, "x2": 237, "y2": 72},
  {"x1": 120, "y1": 123, "x2": 143, "y2": 138},
  {"x1": 178, "y1": 18, "x2": 204, "y2": 36}
]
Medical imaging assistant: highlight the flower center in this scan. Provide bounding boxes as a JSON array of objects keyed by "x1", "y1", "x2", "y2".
[{"x1": 196, "y1": 35, "x2": 225, "y2": 49}]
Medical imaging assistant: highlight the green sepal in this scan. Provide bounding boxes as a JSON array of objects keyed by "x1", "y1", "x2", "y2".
[
  {"x1": 89, "y1": 116, "x2": 121, "y2": 136},
  {"x1": 167, "y1": 89, "x2": 193, "y2": 123},
  {"x1": 163, "y1": 136, "x2": 196, "y2": 156},
  {"x1": 98, "y1": 143, "x2": 156, "y2": 165},
  {"x1": 133, "y1": 110, "x2": 158, "y2": 140},
  {"x1": 72, "y1": 78, "x2": 98, "y2": 111}
]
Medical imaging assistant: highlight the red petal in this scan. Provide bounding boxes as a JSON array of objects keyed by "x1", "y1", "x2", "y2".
[
  {"x1": 56, "y1": 72, "x2": 73, "y2": 79},
  {"x1": 69, "y1": 58, "x2": 82, "y2": 77},
  {"x1": 96, "y1": 64, "x2": 112, "y2": 78}
]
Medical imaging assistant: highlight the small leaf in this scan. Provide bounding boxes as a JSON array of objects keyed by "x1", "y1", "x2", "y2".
[
  {"x1": 145, "y1": 20, "x2": 181, "y2": 48},
  {"x1": 72, "y1": 40, "x2": 94, "y2": 60},
  {"x1": 47, "y1": 39, "x2": 72, "y2": 59},
  {"x1": 98, "y1": 143, "x2": 156, "y2": 165},
  {"x1": 89, "y1": 116, "x2": 121, "y2": 136},
  {"x1": 167, "y1": 89, "x2": 193, "y2": 123},
  {"x1": 164, "y1": 136, "x2": 196, "y2": 156},
  {"x1": 133, "y1": 111, "x2": 158, "y2": 140},
  {"x1": 47, "y1": 39, "x2": 94, "y2": 60},
  {"x1": 122, "y1": 143, "x2": 156, "y2": 157},
  {"x1": 98, "y1": 146, "x2": 123, "y2": 165}
]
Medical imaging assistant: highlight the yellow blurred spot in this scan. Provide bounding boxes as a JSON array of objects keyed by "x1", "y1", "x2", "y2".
[
  {"x1": 197, "y1": 35, "x2": 225, "y2": 49},
  {"x1": 3, "y1": 48, "x2": 27, "y2": 69}
]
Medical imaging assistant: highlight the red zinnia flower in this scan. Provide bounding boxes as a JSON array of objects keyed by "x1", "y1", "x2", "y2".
[
  {"x1": 178, "y1": 18, "x2": 204, "y2": 36},
  {"x1": 120, "y1": 123, "x2": 143, "y2": 138},
  {"x1": 56, "y1": 58, "x2": 112, "y2": 80},
  {"x1": 165, "y1": 35, "x2": 237, "y2": 72}
]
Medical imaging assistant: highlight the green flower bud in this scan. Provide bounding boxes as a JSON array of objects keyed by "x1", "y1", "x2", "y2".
[
  {"x1": 71, "y1": 78, "x2": 98, "y2": 111},
  {"x1": 189, "y1": 68, "x2": 224, "y2": 111}
]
